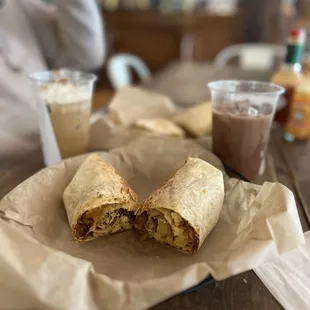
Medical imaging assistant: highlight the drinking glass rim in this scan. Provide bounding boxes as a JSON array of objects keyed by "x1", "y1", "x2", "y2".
[
  {"x1": 207, "y1": 80, "x2": 285, "y2": 96},
  {"x1": 28, "y1": 69, "x2": 97, "y2": 83}
]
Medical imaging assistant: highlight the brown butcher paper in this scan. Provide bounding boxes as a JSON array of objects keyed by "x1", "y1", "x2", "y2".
[{"x1": 0, "y1": 136, "x2": 304, "y2": 310}]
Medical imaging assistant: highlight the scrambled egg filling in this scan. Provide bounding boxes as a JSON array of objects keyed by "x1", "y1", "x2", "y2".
[
  {"x1": 76, "y1": 207, "x2": 134, "y2": 239},
  {"x1": 135, "y1": 209, "x2": 197, "y2": 252}
]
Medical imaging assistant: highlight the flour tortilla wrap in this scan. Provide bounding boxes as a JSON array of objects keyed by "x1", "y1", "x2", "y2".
[
  {"x1": 63, "y1": 153, "x2": 139, "y2": 241},
  {"x1": 174, "y1": 102, "x2": 212, "y2": 137},
  {"x1": 134, "y1": 118, "x2": 185, "y2": 137},
  {"x1": 135, "y1": 158, "x2": 224, "y2": 253}
]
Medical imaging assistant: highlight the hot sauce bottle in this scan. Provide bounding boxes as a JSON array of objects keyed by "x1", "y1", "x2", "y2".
[
  {"x1": 272, "y1": 28, "x2": 306, "y2": 125},
  {"x1": 285, "y1": 55, "x2": 310, "y2": 141}
]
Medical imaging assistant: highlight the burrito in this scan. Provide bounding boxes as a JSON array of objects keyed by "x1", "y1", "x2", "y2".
[
  {"x1": 63, "y1": 153, "x2": 139, "y2": 241},
  {"x1": 134, "y1": 118, "x2": 185, "y2": 137},
  {"x1": 135, "y1": 158, "x2": 224, "y2": 253},
  {"x1": 174, "y1": 102, "x2": 212, "y2": 137}
]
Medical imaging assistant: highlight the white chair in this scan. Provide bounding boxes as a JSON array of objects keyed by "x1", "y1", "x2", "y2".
[
  {"x1": 107, "y1": 53, "x2": 151, "y2": 90},
  {"x1": 214, "y1": 44, "x2": 286, "y2": 70}
]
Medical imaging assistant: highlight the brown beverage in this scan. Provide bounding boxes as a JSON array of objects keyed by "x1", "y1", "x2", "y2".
[
  {"x1": 212, "y1": 101, "x2": 274, "y2": 181},
  {"x1": 47, "y1": 100, "x2": 91, "y2": 158},
  {"x1": 40, "y1": 81, "x2": 92, "y2": 158}
]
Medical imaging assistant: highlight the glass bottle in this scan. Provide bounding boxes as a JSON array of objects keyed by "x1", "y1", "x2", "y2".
[
  {"x1": 285, "y1": 55, "x2": 310, "y2": 141},
  {"x1": 272, "y1": 28, "x2": 306, "y2": 125}
]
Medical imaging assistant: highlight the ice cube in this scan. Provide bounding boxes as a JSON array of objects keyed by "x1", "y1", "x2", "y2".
[
  {"x1": 239, "y1": 108, "x2": 250, "y2": 116},
  {"x1": 251, "y1": 104, "x2": 260, "y2": 110},
  {"x1": 236, "y1": 100, "x2": 250, "y2": 111},
  {"x1": 261, "y1": 103, "x2": 273, "y2": 115},
  {"x1": 248, "y1": 107, "x2": 258, "y2": 116}
]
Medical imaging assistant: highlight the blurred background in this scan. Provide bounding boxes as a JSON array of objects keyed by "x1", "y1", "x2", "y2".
[
  {"x1": 89, "y1": 0, "x2": 309, "y2": 86},
  {"x1": 38, "y1": 0, "x2": 310, "y2": 106}
]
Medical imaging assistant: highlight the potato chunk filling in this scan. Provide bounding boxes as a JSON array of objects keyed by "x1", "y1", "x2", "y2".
[{"x1": 135, "y1": 209, "x2": 197, "y2": 252}]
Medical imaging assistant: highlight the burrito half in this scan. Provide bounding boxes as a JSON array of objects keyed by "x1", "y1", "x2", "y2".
[
  {"x1": 135, "y1": 158, "x2": 224, "y2": 253},
  {"x1": 134, "y1": 118, "x2": 185, "y2": 137},
  {"x1": 63, "y1": 153, "x2": 139, "y2": 241},
  {"x1": 174, "y1": 102, "x2": 212, "y2": 137}
]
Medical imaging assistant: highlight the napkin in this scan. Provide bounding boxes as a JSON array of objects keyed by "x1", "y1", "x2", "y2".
[
  {"x1": 89, "y1": 116, "x2": 186, "y2": 151},
  {"x1": 134, "y1": 118, "x2": 185, "y2": 137},
  {"x1": 174, "y1": 102, "x2": 212, "y2": 137},
  {"x1": 254, "y1": 231, "x2": 310, "y2": 310},
  {"x1": 89, "y1": 116, "x2": 148, "y2": 150},
  {"x1": 108, "y1": 86, "x2": 176, "y2": 126}
]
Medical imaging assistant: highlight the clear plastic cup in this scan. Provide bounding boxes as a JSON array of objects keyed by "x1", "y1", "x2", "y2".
[
  {"x1": 208, "y1": 80, "x2": 284, "y2": 181},
  {"x1": 29, "y1": 70, "x2": 97, "y2": 161}
]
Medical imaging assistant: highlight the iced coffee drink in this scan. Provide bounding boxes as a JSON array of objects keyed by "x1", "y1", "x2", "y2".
[
  {"x1": 40, "y1": 80, "x2": 92, "y2": 158},
  {"x1": 208, "y1": 81, "x2": 284, "y2": 181},
  {"x1": 29, "y1": 70, "x2": 97, "y2": 161}
]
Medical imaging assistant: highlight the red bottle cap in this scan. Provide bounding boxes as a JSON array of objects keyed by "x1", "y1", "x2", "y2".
[{"x1": 290, "y1": 28, "x2": 306, "y2": 40}]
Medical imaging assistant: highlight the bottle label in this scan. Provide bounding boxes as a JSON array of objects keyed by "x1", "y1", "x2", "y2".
[
  {"x1": 286, "y1": 93, "x2": 310, "y2": 139},
  {"x1": 285, "y1": 44, "x2": 304, "y2": 64},
  {"x1": 274, "y1": 86, "x2": 295, "y2": 124}
]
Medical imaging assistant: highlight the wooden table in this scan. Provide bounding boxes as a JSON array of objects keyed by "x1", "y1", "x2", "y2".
[{"x1": 1, "y1": 62, "x2": 310, "y2": 310}]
